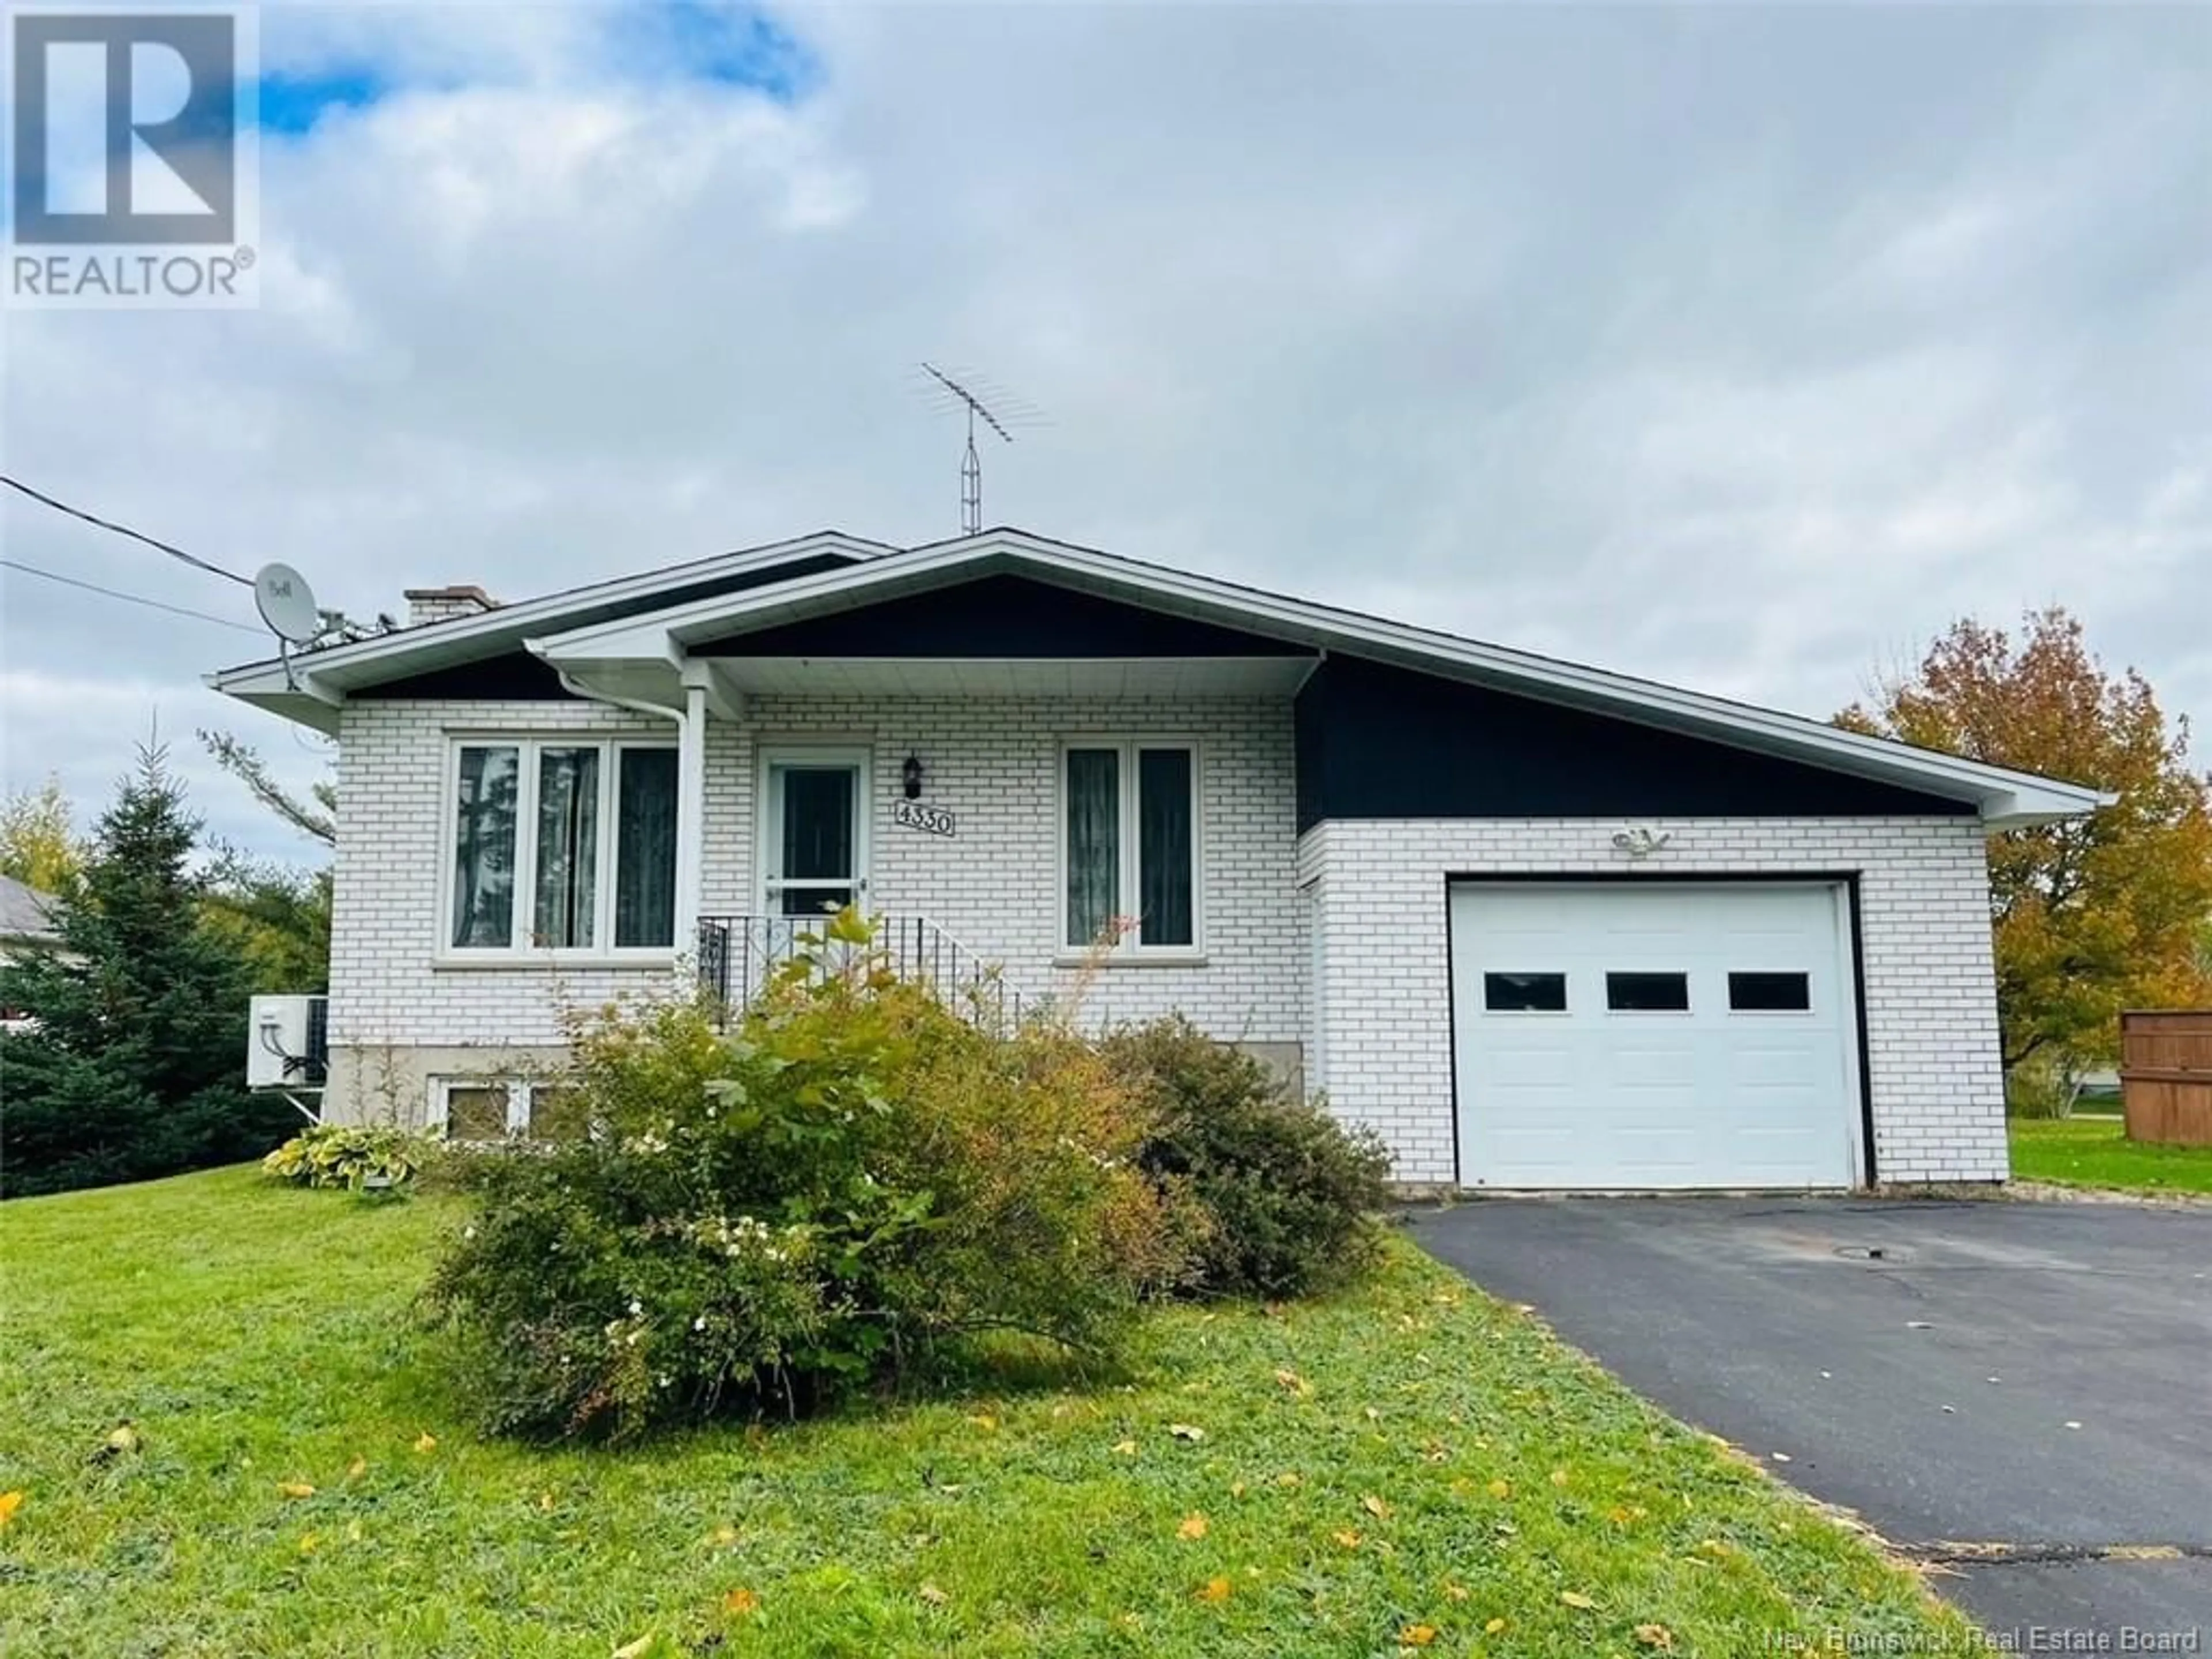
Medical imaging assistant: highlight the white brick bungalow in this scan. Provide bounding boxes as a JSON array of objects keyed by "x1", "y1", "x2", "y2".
[{"x1": 210, "y1": 528, "x2": 2105, "y2": 1190}]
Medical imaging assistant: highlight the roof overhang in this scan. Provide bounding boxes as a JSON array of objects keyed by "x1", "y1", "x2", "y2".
[
  {"x1": 533, "y1": 530, "x2": 2111, "y2": 830},
  {"x1": 203, "y1": 531, "x2": 893, "y2": 733}
]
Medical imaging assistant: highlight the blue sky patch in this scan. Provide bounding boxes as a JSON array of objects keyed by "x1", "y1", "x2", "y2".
[
  {"x1": 627, "y1": 3, "x2": 821, "y2": 102},
  {"x1": 255, "y1": 66, "x2": 390, "y2": 137}
]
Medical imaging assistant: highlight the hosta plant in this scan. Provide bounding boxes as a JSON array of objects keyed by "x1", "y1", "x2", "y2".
[{"x1": 263, "y1": 1122, "x2": 434, "y2": 1191}]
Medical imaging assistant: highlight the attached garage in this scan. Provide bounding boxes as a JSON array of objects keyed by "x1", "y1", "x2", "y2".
[{"x1": 1449, "y1": 881, "x2": 1863, "y2": 1190}]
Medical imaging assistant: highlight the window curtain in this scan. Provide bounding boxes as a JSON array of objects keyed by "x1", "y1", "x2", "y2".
[
  {"x1": 452, "y1": 746, "x2": 519, "y2": 949},
  {"x1": 1065, "y1": 748, "x2": 1120, "y2": 946},
  {"x1": 532, "y1": 747, "x2": 600, "y2": 949},
  {"x1": 1137, "y1": 748, "x2": 1194, "y2": 946},
  {"x1": 615, "y1": 748, "x2": 677, "y2": 948}
]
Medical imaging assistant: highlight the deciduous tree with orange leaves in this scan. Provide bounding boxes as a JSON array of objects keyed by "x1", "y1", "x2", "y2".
[{"x1": 1838, "y1": 608, "x2": 2212, "y2": 1081}]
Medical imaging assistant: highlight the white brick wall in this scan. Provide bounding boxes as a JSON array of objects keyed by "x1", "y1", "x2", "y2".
[
  {"x1": 325, "y1": 695, "x2": 1304, "y2": 1115},
  {"x1": 328, "y1": 699, "x2": 677, "y2": 1068},
  {"x1": 1299, "y1": 817, "x2": 2009, "y2": 1187},
  {"x1": 329, "y1": 698, "x2": 2006, "y2": 1188}
]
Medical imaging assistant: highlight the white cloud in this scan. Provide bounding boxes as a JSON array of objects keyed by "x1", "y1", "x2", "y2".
[{"x1": 4, "y1": 1, "x2": 2209, "y2": 861}]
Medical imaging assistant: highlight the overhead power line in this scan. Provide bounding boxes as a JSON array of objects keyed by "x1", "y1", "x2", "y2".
[
  {"x1": 1, "y1": 474, "x2": 255, "y2": 586},
  {"x1": 0, "y1": 555, "x2": 262, "y2": 633}
]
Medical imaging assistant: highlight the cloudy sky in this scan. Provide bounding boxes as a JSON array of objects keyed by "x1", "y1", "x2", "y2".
[{"x1": 3, "y1": 1, "x2": 2208, "y2": 866}]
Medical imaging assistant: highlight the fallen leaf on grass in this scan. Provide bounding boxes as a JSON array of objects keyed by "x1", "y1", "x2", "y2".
[
  {"x1": 1168, "y1": 1423, "x2": 1206, "y2": 1442},
  {"x1": 1274, "y1": 1368, "x2": 1310, "y2": 1396},
  {"x1": 1275, "y1": 1471, "x2": 1302, "y2": 1487},
  {"x1": 1484, "y1": 1616, "x2": 1508, "y2": 1634},
  {"x1": 346, "y1": 1457, "x2": 367, "y2": 1482},
  {"x1": 1486, "y1": 1478, "x2": 1511, "y2": 1499},
  {"x1": 297, "y1": 1532, "x2": 319, "y2": 1555},
  {"x1": 707, "y1": 1522, "x2": 739, "y2": 1547},
  {"x1": 0, "y1": 1492, "x2": 21, "y2": 1530},
  {"x1": 1549, "y1": 1468, "x2": 1570, "y2": 1487},
  {"x1": 968, "y1": 1414, "x2": 997, "y2": 1433},
  {"x1": 1111, "y1": 1440, "x2": 1138, "y2": 1456},
  {"x1": 1442, "y1": 1581, "x2": 1471, "y2": 1601},
  {"x1": 1198, "y1": 1575, "x2": 1233, "y2": 1603},
  {"x1": 1230, "y1": 1481, "x2": 1247, "y2": 1499},
  {"x1": 1178, "y1": 1513, "x2": 1209, "y2": 1540},
  {"x1": 1400, "y1": 1624, "x2": 1438, "y2": 1646},
  {"x1": 917, "y1": 1583, "x2": 947, "y2": 1607},
  {"x1": 278, "y1": 1482, "x2": 316, "y2": 1499},
  {"x1": 1560, "y1": 1590, "x2": 1598, "y2": 1609},
  {"x1": 1635, "y1": 1623, "x2": 1675, "y2": 1649},
  {"x1": 412, "y1": 1431, "x2": 438, "y2": 1455},
  {"x1": 722, "y1": 1588, "x2": 760, "y2": 1616},
  {"x1": 612, "y1": 1637, "x2": 655, "y2": 1659},
  {"x1": 1362, "y1": 1494, "x2": 1393, "y2": 1520},
  {"x1": 538, "y1": 1492, "x2": 557, "y2": 1513},
  {"x1": 346, "y1": 1520, "x2": 362, "y2": 1543},
  {"x1": 1332, "y1": 1529, "x2": 1363, "y2": 1550}
]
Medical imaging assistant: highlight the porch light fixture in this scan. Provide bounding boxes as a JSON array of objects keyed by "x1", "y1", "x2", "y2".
[{"x1": 902, "y1": 753, "x2": 925, "y2": 800}]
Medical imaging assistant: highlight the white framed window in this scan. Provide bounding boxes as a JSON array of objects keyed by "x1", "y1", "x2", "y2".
[
  {"x1": 427, "y1": 1076, "x2": 585, "y2": 1141},
  {"x1": 1059, "y1": 739, "x2": 1200, "y2": 957},
  {"x1": 444, "y1": 737, "x2": 678, "y2": 957}
]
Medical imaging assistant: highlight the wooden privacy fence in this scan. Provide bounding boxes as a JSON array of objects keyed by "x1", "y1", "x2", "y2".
[{"x1": 2120, "y1": 1010, "x2": 2212, "y2": 1146}]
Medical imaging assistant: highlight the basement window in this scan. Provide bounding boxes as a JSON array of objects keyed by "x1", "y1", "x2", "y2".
[{"x1": 430, "y1": 1077, "x2": 589, "y2": 1142}]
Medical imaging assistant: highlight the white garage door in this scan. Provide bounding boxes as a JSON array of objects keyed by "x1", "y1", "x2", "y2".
[{"x1": 1450, "y1": 882, "x2": 1861, "y2": 1190}]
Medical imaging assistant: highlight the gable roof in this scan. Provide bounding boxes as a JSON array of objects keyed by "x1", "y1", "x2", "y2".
[
  {"x1": 204, "y1": 531, "x2": 892, "y2": 729},
  {"x1": 0, "y1": 874, "x2": 59, "y2": 943},
  {"x1": 207, "y1": 524, "x2": 2110, "y2": 828},
  {"x1": 532, "y1": 528, "x2": 2107, "y2": 828}
]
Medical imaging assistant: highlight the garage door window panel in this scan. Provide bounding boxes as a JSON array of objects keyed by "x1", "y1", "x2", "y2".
[
  {"x1": 1483, "y1": 972, "x2": 1569, "y2": 1013},
  {"x1": 1605, "y1": 971, "x2": 1691, "y2": 1013},
  {"x1": 1729, "y1": 972, "x2": 1813, "y2": 1013}
]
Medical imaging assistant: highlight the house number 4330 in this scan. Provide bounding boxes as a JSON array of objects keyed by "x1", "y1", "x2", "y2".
[{"x1": 894, "y1": 800, "x2": 956, "y2": 838}]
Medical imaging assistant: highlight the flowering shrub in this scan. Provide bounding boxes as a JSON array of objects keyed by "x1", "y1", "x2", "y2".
[
  {"x1": 424, "y1": 911, "x2": 1187, "y2": 1441},
  {"x1": 262, "y1": 1123, "x2": 434, "y2": 1191}
]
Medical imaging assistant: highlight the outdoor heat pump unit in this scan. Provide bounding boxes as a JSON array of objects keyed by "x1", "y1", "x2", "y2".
[{"x1": 247, "y1": 994, "x2": 329, "y2": 1092}]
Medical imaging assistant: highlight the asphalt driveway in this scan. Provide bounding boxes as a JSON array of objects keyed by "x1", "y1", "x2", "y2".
[{"x1": 1411, "y1": 1197, "x2": 2212, "y2": 1643}]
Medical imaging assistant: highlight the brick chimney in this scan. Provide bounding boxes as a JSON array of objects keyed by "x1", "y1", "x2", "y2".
[{"x1": 403, "y1": 585, "x2": 499, "y2": 627}]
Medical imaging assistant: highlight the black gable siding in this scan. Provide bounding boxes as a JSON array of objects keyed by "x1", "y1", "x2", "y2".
[
  {"x1": 355, "y1": 650, "x2": 579, "y2": 700},
  {"x1": 694, "y1": 574, "x2": 1316, "y2": 659},
  {"x1": 349, "y1": 551, "x2": 863, "y2": 700},
  {"x1": 1293, "y1": 656, "x2": 1974, "y2": 832}
]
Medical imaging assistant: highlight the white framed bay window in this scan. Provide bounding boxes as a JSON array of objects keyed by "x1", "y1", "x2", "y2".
[
  {"x1": 1060, "y1": 738, "x2": 1200, "y2": 958},
  {"x1": 444, "y1": 736, "x2": 679, "y2": 957}
]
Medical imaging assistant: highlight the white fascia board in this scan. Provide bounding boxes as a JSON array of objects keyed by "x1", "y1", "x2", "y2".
[
  {"x1": 204, "y1": 531, "x2": 892, "y2": 702},
  {"x1": 537, "y1": 531, "x2": 2108, "y2": 825}
]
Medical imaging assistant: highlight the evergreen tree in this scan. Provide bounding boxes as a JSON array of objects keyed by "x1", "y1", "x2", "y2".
[{"x1": 0, "y1": 747, "x2": 296, "y2": 1198}]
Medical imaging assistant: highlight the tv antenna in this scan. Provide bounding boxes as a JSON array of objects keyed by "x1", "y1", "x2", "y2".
[{"x1": 915, "y1": 363, "x2": 1043, "y2": 534}]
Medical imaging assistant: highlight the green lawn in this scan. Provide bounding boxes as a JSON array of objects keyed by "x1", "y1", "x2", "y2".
[
  {"x1": 2010, "y1": 1115, "x2": 2212, "y2": 1196},
  {"x1": 0, "y1": 1167, "x2": 1969, "y2": 1658}
]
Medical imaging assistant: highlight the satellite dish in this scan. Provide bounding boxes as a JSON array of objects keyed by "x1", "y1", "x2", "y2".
[{"x1": 253, "y1": 563, "x2": 320, "y2": 644}]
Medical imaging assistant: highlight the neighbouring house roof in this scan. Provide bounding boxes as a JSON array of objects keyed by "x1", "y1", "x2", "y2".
[
  {"x1": 0, "y1": 874, "x2": 59, "y2": 945},
  {"x1": 207, "y1": 525, "x2": 2113, "y2": 830}
]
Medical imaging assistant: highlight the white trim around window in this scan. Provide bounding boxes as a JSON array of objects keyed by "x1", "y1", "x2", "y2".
[
  {"x1": 426, "y1": 1075, "x2": 579, "y2": 1141},
  {"x1": 438, "y1": 734, "x2": 680, "y2": 963},
  {"x1": 1055, "y1": 737, "x2": 1203, "y2": 961}
]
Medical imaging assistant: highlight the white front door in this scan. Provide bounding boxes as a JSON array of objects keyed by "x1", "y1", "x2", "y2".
[
  {"x1": 1450, "y1": 881, "x2": 1861, "y2": 1190},
  {"x1": 760, "y1": 751, "x2": 869, "y2": 918}
]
